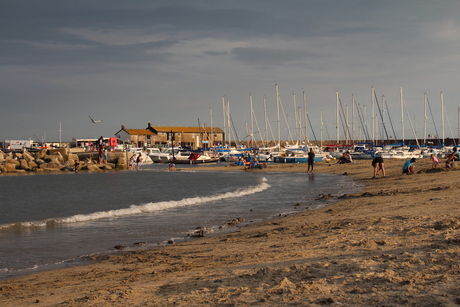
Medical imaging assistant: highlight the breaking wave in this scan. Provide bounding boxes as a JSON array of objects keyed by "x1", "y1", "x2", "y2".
[{"x1": 0, "y1": 178, "x2": 270, "y2": 232}]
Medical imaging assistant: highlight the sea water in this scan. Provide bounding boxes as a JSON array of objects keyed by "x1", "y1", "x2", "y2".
[{"x1": 0, "y1": 163, "x2": 361, "y2": 279}]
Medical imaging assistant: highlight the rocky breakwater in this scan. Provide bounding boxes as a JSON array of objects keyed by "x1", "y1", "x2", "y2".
[{"x1": 0, "y1": 149, "x2": 130, "y2": 174}]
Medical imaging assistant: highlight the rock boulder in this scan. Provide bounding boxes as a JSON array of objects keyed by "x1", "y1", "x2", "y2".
[
  {"x1": 19, "y1": 159, "x2": 30, "y2": 170},
  {"x1": 35, "y1": 149, "x2": 47, "y2": 159},
  {"x1": 39, "y1": 161, "x2": 63, "y2": 171}
]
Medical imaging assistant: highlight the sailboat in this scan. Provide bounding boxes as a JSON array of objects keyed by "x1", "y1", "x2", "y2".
[{"x1": 272, "y1": 88, "x2": 328, "y2": 163}]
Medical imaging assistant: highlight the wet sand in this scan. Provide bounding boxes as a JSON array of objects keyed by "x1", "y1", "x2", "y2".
[{"x1": 2, "y1": 158, "x2": 460, "y2": 306}]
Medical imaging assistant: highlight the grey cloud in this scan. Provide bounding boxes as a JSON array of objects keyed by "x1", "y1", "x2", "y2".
[
  {"x1": 0, "y1": 38, "x2": 177, "y2": 68},
  {"x1": 2, "y1": 1, "x2": 460, "y2": 141},
  {"x1": 0, "y1": 2, "x2": 319, "y2": 42},
  {"x1": 203, "y1": 51, "x2": 228, "y2": 56},
  {"x1": 231, "y1": 47, "x2": 324, "y2": 67}
]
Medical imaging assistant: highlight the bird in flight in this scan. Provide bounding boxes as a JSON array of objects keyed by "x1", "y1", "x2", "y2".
[{"x1": 89, "y1": 115, "x2": 103, "y2": 123}]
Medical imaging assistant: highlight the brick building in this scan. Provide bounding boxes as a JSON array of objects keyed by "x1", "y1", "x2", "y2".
[{"x1": 114, "y1": 122, "x2": 225, "y2": 149}]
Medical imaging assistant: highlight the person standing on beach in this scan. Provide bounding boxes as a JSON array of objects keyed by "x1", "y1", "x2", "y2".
[
  {"x1": 103, "y1": 147, "x2": 108, "y2": 164},
  {"x1": 97, "y1": 136, "x2": 104, "y2": 149},
  {"x1": 98, "y1": 145, "x2": 104, "y2": 164},
  {"x1": 307, "y1": 148, "x2": 315, "y2": 173},
  {"x1": 129, "y1": 154, "x2": 136, "y2": 170},
  {"x1": 371, "y1": 156, "x2": 385, "y2": 178},
  {"x1": 402, "y1": 158, "x2": 416, "y2": 175},
  {"x1": 136, "y1": 154, "x2": 142, "y2": 170}
]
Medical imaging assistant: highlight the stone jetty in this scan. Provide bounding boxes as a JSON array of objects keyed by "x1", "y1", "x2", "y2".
[{"x1": 0, "y1": 148, "x2": 131, "y2": 174}]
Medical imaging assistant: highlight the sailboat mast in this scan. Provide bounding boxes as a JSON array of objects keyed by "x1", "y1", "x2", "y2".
[
  {"x1": 292, "y1": 92, "x2": 298, "y2": 144},
  {"x1": 276, "y1": 84, "x2": 280, "y2": 148},
  {"x1": 371, "y1": 86, "x2": 375, "y2": 143},
  {"x1": 441, "y1": 91, "x2": 445, "y2": 143},
  {"x1": 400, "y1": 87, "x2": 404, "y2": 143},
  {"x1": 320, "y1": 110, "x2": 323, "y2": 148},
  {"x1": 424, "y1": 92, "x2": 427, "y2": 145},
  {"x1": 345, "y1": 104, "x2": 349, "y2": 144},
  {"x1": 226, "y1": 99, "x2": 232, "y2": 147},
  {"x1": 381, "y1": 95, "x2": 385, "y2": 143},
  {"x1": 364, "y1": 105, "x2": 367, "y2": 141},
  {"x1": 336, "y1": 91, "x2": 339, "y2": 144},
  {"x1": 210, "y1": 107, "x2": 213, "y2": 146},
  {"x1": 222, "y1": 96, "x2": 226, "y2": 146},
  {"x1": 351, "y1": 94, "x2": 355, "y2": 142},
  {"x1": 303, "y1": 91, "x2": 308, "y2": 143},
  {"x1": 263, "y1": 96, "x2": 268, "y2": 145},
  {"x1": 249, "y1": 93, "x2": 254, "y2": 146}
]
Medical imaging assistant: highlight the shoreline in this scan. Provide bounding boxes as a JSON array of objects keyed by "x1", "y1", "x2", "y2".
[{"x1": 2, "y1": 158, "x2": 460, "y2": 306}]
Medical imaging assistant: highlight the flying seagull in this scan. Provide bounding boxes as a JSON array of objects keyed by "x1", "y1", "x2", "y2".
[{"x1": 89, "y1": 115, "x2": 102, "y2": 123}]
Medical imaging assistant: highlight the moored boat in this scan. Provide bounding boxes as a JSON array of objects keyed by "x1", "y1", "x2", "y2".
[{"x1": 169, "y1": 152, "x2": 219, "y2": 164}]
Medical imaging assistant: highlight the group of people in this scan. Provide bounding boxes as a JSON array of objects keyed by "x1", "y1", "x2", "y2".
[
  {"x1": 371, "y1": 146, "x2": 460, "y2": 179},
  {"x1": 243, "y1": 159, "x2": 266, "y2": 170},
  {"x1": 337, "y1": 151, "x2": 353, "y2": 164},
  {"x1": 428, "y1": 147, "x2": 460, "y2": 169},
  {"x1": 230, "y1": 155, "x2": 267, "y2": 169},
  {"x1": 98, "y1": 145, "x2": 108, "y2": 165},
  {"x1": 371, "y1": 156, "x2": 415, "y2": 179},
  {"x1": 129, "y1": 153, "x2": 142, "y2": 170}
]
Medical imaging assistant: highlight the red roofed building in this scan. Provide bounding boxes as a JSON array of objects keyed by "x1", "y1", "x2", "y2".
[{"x1": 114, "y1": 122, "x2": 225, "y2": 149}]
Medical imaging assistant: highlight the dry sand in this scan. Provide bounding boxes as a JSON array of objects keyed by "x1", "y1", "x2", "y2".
[{"x1": 2, "y1": 158, "x2": 460, "y2": 306}]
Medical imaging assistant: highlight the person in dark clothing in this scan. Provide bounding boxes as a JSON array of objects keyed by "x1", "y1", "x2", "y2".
[
  {"x1": 307, "y1": 148, "x2": 315, "y2": 173},
  {"x1": 371, "y1": 156, "x2": 385, "y2": 179}
]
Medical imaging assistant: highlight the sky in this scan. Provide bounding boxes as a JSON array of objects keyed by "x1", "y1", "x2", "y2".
[{"x1": 2, "y1": 0, "x2": 460, "y2": 144}]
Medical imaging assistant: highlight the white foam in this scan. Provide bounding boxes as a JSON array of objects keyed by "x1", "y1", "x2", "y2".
[{"x1": 0, "y1": 179, "x2": 270, "y2": 230}]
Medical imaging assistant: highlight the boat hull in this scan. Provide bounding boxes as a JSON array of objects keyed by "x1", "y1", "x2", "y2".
[
  {"x1": 273, "y1": 156, "x2": 325, "y2": 163},
  {"x1": 169, "y1": 158, "x2": 220, "y2": 164}
]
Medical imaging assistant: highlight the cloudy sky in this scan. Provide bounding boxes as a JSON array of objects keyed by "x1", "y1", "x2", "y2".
[{"x1": 2, "y1": 0, "x2": 460, "y2": 144}]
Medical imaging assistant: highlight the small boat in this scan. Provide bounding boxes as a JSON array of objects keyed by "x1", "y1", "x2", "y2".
[
  {"x1": 170, "y1": 152, "x2": 219, "y2": 164},
  {"x1": 128, "y1": 147, "x2": 154, "y2": 164},
  {"x1": 272, "y1": 147, "x2": 327, "y2": 163},
  {"x1": 349, "y1": 143, "x2": 376, "y2": 160},
  {"x1": 374, "y1": 144, "x2": 424, "y2": 159},
  {"x1": 149, "y1": 148, "x2": 183, "y2": 163}
]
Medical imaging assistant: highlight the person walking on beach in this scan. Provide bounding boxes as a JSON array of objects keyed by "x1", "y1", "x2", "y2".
[
  {"x1": 307, "y1": 148, "x2": 315, "y2": 173},
  {"x1": 402, "y1": 158, "x2": 416, "y2": 175},
  {"x1": 371, "y1": 156, "x2": 385, "y2": 178}
]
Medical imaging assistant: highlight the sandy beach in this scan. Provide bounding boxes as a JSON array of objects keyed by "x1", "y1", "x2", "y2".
[{"x1": 2, "y1": 157, "x2": 460, "y2": 306}]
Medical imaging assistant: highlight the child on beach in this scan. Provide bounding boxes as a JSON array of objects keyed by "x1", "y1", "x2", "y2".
[
  {"x1": 430, "y1": 154, "x2": 438, "y2": 168},
  {"x1": 129, "y1": 155, "x2": 136, "y2": 170},
  {"x1": 402, "y1": 158, "x2": 416, "y2": 175}
]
